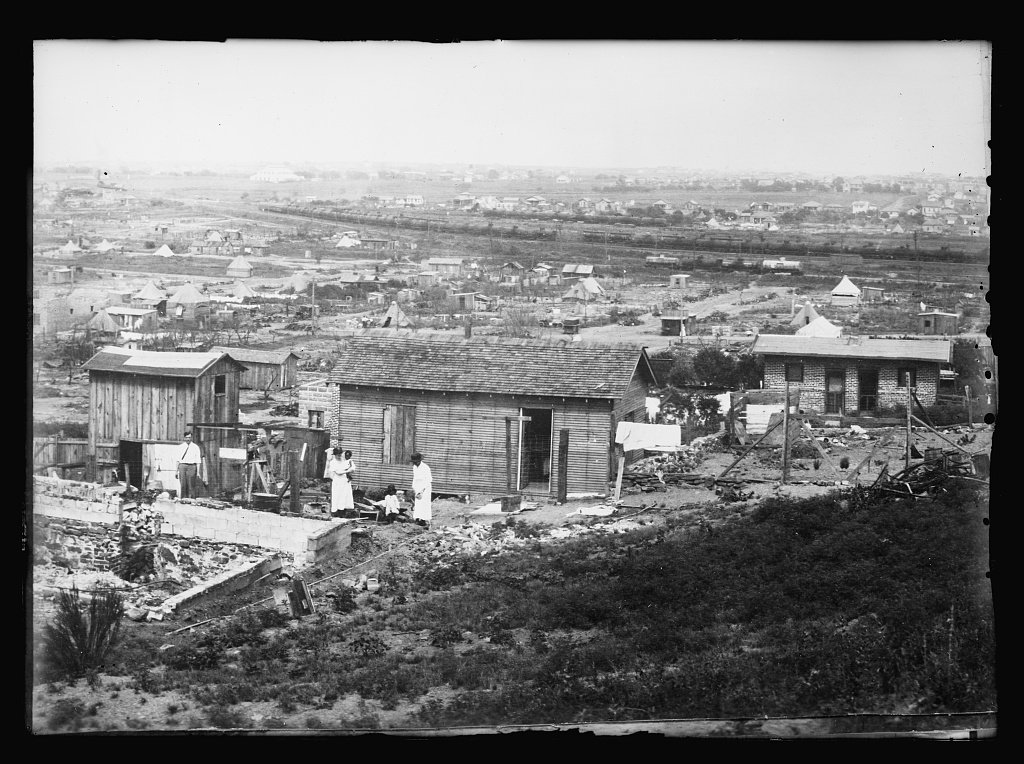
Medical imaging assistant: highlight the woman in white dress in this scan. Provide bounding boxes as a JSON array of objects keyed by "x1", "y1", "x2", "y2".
[
  {"x1": 325, "y1": 448, "x2": 355, "y2": 517},
  {"x1": 410, "y1": 452, "x2": 432, "y2": 527}
]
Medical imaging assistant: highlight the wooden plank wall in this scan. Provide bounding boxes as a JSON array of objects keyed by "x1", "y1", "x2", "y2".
[
  {"x1": 33, "y1": 438, "x2": 119, "y2": 471},
  {"x1": 335, "y1": 387, "x2": 615, "y2": 496},
  {"x1": 90, "y1": 372, "x2": 195, "y2": 447},
  {"x1": 612, "y1": 373, "x2": 653, "y2": 467}
]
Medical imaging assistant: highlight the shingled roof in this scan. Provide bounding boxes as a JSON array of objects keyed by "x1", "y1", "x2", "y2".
[
  {"x1": 752, "y1": 335, "x2": 951, "y2": 363},
  {"x1": 211, "y1": 347, "x2": 299, "y2": 365},
  {"x1": 82, "y1": 347, "x2": 247, "y2": 378},
  {"x1": 327, "y1": 332, "x2": 656, "y2": 399}
]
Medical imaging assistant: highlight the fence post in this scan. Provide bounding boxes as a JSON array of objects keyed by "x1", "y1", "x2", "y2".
[{"x1": 289, "y1": 450, "x2": 301, "y2": 514}]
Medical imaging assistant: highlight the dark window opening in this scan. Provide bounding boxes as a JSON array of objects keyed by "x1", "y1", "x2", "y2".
[
  {"x1": 308, "y1": 410, "x2": 324, "y2": 429},
  {"x1": 214, "y1": 374, "x2": 226, "y2": 395},
  {"x1": 785, "y1": 363, "x2": 804, "y2": 383},
  {"x1": 898, "y1": 368, "x2": 916, "y2": 388}
]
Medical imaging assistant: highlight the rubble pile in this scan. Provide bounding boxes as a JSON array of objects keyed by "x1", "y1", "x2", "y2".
[
  {"x1": 620, "y1": 434, "x2": 723, "y2": 491},
  {"x1": 398, "y1": 517, "x2": 653, "y2": 566}
]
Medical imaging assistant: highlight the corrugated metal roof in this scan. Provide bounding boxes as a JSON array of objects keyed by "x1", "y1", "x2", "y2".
[
  {"x1": 211, "y1": 347, "x2": 299, "y2": 364},
  {"x1": 752, "y1": 335, "x2": 951, "y2": 363},
  {"x1": 82, "y1": 347, "x2": 246, "y2": 377},
  {"x1": 326, "y1": 332, "x2": 655, "y2": 399}
]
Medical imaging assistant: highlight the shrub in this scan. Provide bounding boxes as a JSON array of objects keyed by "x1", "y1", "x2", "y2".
[
  {"x1": 204, "y1": 706, "x2": 251, "y2": 729},
  {"x1": 41, "y1": 585, "x2": 125, "y2": 682},
  {"x1": 47, "y1": 698, "x2": 86, "y2": 731}
]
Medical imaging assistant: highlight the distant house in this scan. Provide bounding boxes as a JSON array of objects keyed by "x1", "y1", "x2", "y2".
[
  {"x1": 574, "y1": 198, "x2": 594, "y2": 212},
  {"x1": 918, "y1": 312, "x2": 960, "y2": 336},
  {"x1": 593, "y1": 199, "x2": 621, "y2": 214},
  {"x1": 106, "y1": 306, "x2": 160, "y2": 332},
  {"x1": 47, "y1": 267, "x2": 74, "y2": 285},
  {"x1": 851, "y1": 200, "x2": 871, "y2": 214},
  {"x1": 860, "y1": 286, "x2": 885, "y2": 303},
  {"x1": 555, "y1": 175, "x2": 572, "y2": 184},
  {"x1": 668, "y1": 274, "x2": 690, "y2": 289},
  {"x1": 367, "y1": 292, "x2": 387, "y2": 306},
  {"x1": 324, "y1": 332, "x2": 659, "y2": 496},
  {"x1": 425, "y1": 257, "x2": 465, "y2": 277},
  {"x1": 751, "y1": 335, "x2": 952, "y2": 415},
  {"x1": 920, "y1": 201, "x2": 944, "y2": 216},
  {"x1": 211, "y1": 347, "x2": 300, "y2": 389},
  {"x1": 561, "y1": 264, "x2": 595, "y2": 280},
  {"x1": 800, "y1": 201, "x2": 823, "y2": 211}
]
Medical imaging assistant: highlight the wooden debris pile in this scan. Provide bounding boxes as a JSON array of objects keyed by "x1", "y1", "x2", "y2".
[{"x1": 870, "y1": 450, "x2": 983, "y2": 500}]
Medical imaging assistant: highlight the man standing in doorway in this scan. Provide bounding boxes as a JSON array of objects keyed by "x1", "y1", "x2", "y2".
[
  {"x1": 410, "y1": 452, "x2": 432, "y2": 528},
  {"x1": 177, "y1": 431, "x2": 202, "y2": 499}
]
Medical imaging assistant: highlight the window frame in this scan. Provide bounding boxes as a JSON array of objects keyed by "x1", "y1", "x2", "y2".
[
  {"x1": 308, "y1": 409, "x2": 324, "y2": 429},
  {"x1": 897, "y1": 367, "x2": 917, "y2": 388},
  {"x1": 383, "y1": 404, "x2": 417, "y2": 464},
  {"x1": 214, "y1": 374, "x2": 226, "y2": 396},
  {"x1": 784, "y1": 362, "x2": 804, "y2": 383}
]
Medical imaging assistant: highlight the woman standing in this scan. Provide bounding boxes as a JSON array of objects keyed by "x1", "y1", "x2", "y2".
[
  {"x1": 325, "y1": 448, "x2": 355, "y2": 517},
  {"x1": 410, "y1": 452, "x2": 432, "y2": 527}
]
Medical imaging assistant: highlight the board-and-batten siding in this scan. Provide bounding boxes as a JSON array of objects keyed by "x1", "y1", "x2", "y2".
[
  {"x1": 238, "y1": 360, "x2": 296, "y2": 390},
  {"x1": 332, "y1": 386, "x2": 615, "y2": 496},
  {"x1": 611, "y1": 370, "x2": 652, "y2": 466},
  {"x1": 87, "y1": 359, "x2": 241, "y2": 458}
]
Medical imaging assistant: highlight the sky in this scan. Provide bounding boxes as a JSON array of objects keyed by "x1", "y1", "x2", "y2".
[{"x1": 33, "y1": 40, "x2": 991, "y2": 177}]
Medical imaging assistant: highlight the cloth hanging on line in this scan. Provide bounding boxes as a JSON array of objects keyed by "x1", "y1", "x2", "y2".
[{"x1": 614, "y1": 422, "x2": 682, "y2": 452}]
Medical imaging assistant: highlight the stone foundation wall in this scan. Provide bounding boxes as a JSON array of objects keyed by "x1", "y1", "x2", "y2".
[{"x1": 297, "y1": 372, "x2": 337, "y2": 444}]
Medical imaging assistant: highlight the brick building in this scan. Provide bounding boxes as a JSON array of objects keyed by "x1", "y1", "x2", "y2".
[{"x1": 751, "y1": 335, "x2": 951, "y2": 416}]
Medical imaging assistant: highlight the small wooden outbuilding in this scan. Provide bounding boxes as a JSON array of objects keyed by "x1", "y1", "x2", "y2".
[
  {"x1": 81, "y1": 347, "x2": 246, "y2": 484},
  {"x1": 211, "y1": 347, "x2": 300, "y2": 389}
]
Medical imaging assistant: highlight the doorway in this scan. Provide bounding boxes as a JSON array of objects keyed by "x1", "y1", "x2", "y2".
[
  {"x1": 119, "y1": 439, "x2": 144, "y2": 489},
  {"x1": 517, "y1": 408, "x2": 553, "y2": 493},
  {"x1": 825, "y1": 370, "x2": 845, "y2": 415},
  {"x1": 858, "y1": 369, "x2": 879, "y2": 413}
]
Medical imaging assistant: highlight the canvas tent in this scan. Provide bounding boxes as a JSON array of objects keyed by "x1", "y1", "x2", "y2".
[
  {"x1": 790, "y1": 301, "x2": 821, "y2": 327},
  {"x1": 562, "y1": 277, "x2": 606, "y2": 301},
  {"x1": 830, "y1": 275, "x2": 861, "y2": 307},
  {"x1": 282, "y1": 273, "x2": 310, "y2": 293},
  {"x1": 226, "y1": 255, "x2": 253, "y2": 278},
  {"x1": 233, "y1": 281, "x2": 257, "y2": 300},
  {"x1": 60, "y1": 240, "x2": 82, "y2": 254},
  {"x1": 86, "y1": 309, "x2": 120, "y2": 336},
  {"x1": 795, "y1": 316, "x2": 841, "y2": 338},
  {"x1": 167, "y1": 282, "x2": 211, "y2": 321},
  {"x1": 154, "y1": 244, "x2": 175, "y2": 258},
  {"x1": 97, "y1": 239, "x2": 116, "y2": 253},
  {"x1": 335, "y1": 235, "x2": 361, "y2": 248},
  {"x1": 134, "y1": 281, "x2": 165, "y2": 302},
  {"x1": 381, "y1": 301, "x2": 414, "y2": 328}
]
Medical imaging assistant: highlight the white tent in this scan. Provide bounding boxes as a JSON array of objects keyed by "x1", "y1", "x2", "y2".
[
  {"x1": 381, "y1": 301, "x2": 414, "y2": 328},
  {"x1": 134, "y1": 280, "x2": 165, "y2": 301},
  {"x1": 153, "y1": 244, "x2": 175, "y2": 258},
  {"x1": 97, "y1": 239, "x2": 116, "y2": 252},
  {"x1": 233, "y1": 280, "x2": 257, "y2": 299},
  {"x1": 790, "y1": 301, "x2": 821, "y2": 327},
  {"x1": 335, "y1": 235, "x2": 360, "y2": 249},
  {"x1": 831, "y1": 275, "x2": 861, "y2": 297},
  {"x1": 60, "y1": 240, "x2": 82, "y2": 254},
  {"x1": 562, "y1": 277, "x2": 606, "y2": 301},
  {"x1": 705, "y1": 217, "x2": 722, "y2": 229},
  {"x1": 796, "y1": 316, "x2": 842, "y2": 337}
]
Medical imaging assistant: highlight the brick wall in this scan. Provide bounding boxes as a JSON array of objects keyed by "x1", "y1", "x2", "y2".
[{"x1": 297, "y1": 372, "x2": 338, "y2": 444}]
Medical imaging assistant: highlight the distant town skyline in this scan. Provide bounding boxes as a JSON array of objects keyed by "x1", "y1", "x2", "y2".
[{"x1": 34, "y1": 40, "x2": 991, "y2": 179}]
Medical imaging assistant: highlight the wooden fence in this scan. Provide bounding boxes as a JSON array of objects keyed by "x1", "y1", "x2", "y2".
[{"x1": 32, "y1": 437, "x2": 119, "y2": 478}]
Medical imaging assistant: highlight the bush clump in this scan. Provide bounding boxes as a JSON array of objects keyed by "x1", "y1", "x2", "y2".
[{"x1": 41, "y1": 585, "x2": 125, "y2": 682}]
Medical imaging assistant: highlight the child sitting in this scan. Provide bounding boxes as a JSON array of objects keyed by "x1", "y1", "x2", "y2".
[{"x1": 382, "y1": 484, "x2": 404, "y2": 523}]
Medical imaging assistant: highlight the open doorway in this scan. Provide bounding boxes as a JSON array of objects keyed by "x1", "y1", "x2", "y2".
[
  {"x1": 119, "y1": 439, "x2": 144, "y2": 489},
  {"x1": 518, "y1": 408, "x2": 553, "y2": 493}
]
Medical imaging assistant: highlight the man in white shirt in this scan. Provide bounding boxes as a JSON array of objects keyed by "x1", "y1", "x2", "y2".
[{"x1": 177, "y1": 431, "x2": 203, "y2": 499}]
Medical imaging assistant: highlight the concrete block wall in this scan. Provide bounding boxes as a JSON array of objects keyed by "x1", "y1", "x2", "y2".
[
  {"x1": 33, "y1": 476, "x2": 123, "y2": 524},
  {"x1": 297, "y1": 372, "x2": 337, "y2": 444},
  {"x1": 153, "y1": 498, "x2": 353, "y2": 563}
]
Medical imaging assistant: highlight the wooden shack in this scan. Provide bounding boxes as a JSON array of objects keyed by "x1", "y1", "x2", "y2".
[
  {"x1": 81, "y1": 347, "x2": 246, "y2": 485},
  {"x1": 918, "y1": 311, "x2": 959, "y2": 335},
  {"x1": 167, "y1": 282, "x2": 212, "y2": 323},
  {"x1": 211, "y1": 347, "x2": 300, "y2": 389},
  {"x1": 325, "y1": 332, "x2": 658, "y2": 497}
]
